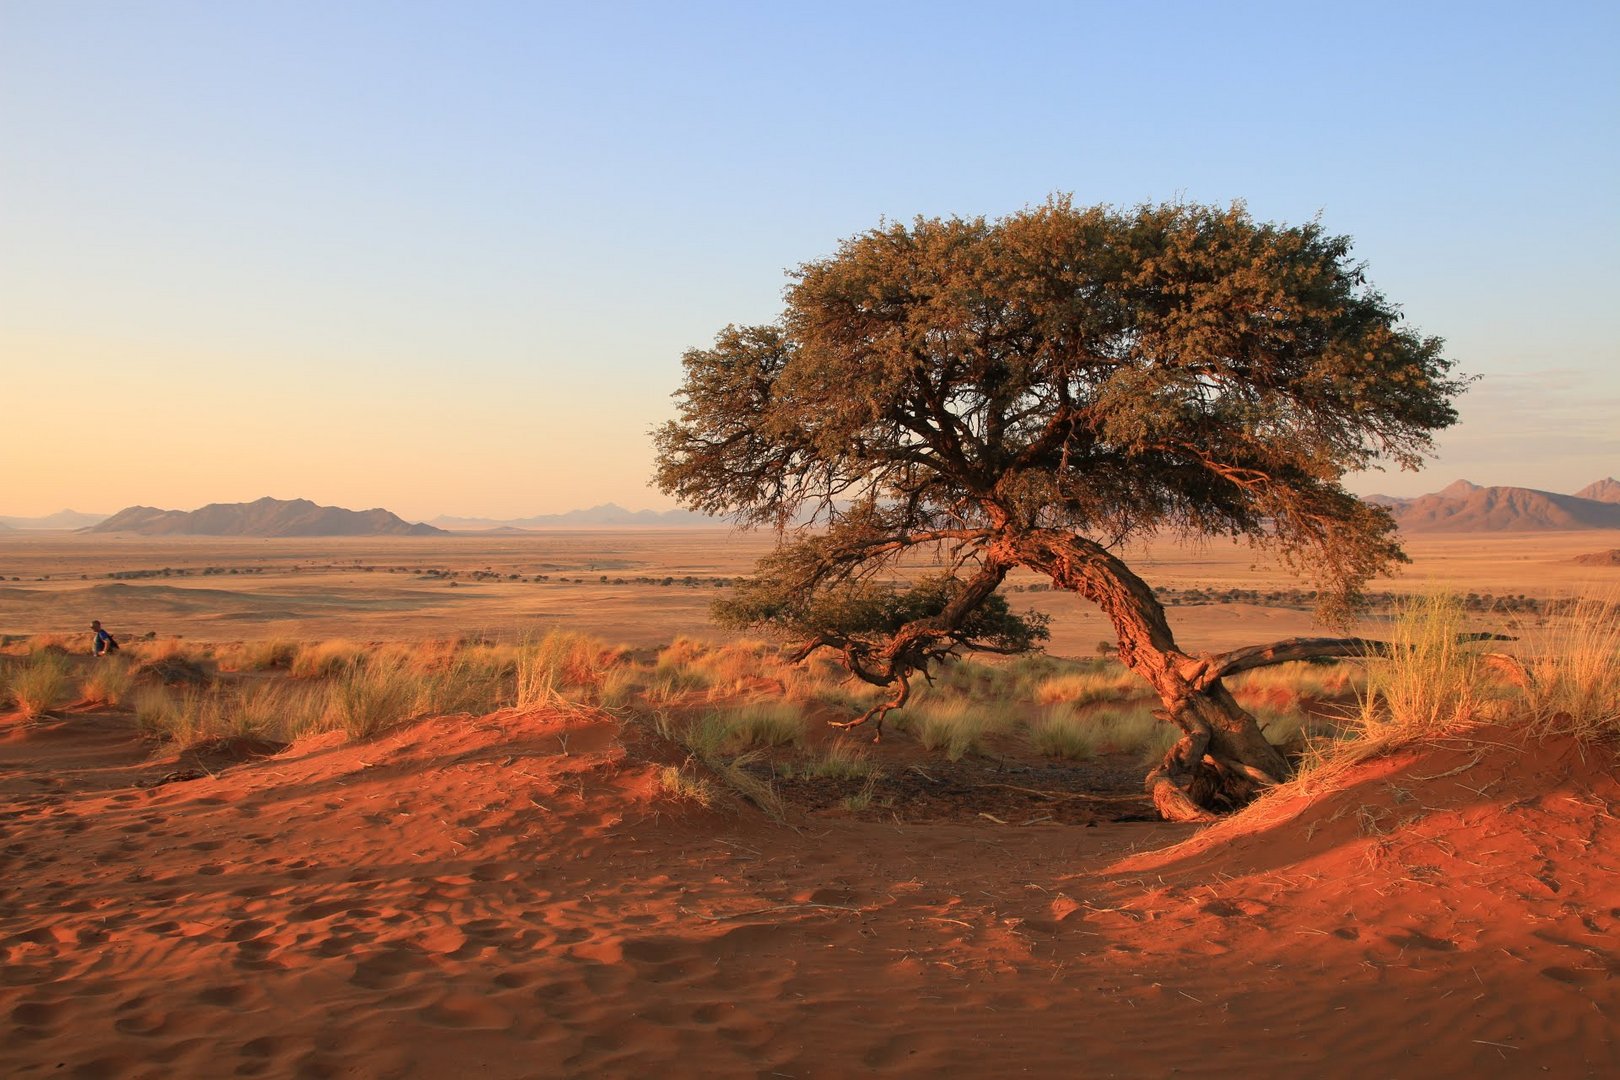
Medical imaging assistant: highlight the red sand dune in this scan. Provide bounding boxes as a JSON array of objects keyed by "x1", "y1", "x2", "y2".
[{"x1": 2, "y1": 707, "x2": 1616, "y2": 1077}]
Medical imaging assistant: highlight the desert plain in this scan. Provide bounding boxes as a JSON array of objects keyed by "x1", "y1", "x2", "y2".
[{"x1": 2, "y1": 527, "x2": 1618, "y2": 1077}]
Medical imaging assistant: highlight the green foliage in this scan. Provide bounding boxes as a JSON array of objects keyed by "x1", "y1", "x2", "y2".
[
  {"x1": 656, "y1": 197, "x2": 1465, "y2": 634},
  {"x1": 716, "y1": 567, "x2": 1047, "y2": 657}
]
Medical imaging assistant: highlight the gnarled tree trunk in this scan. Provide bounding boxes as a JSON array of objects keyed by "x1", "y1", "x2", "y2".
[{"x1": 998, "y1": 529, "x2": 1291, "y2": 820}]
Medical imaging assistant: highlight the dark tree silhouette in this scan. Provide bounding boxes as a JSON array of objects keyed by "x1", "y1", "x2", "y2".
[{"x1": 655, "y1": 198, "x2": 1467, "y2": 818}]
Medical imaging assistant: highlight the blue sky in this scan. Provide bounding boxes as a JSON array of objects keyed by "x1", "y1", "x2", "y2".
[{"x1": 4, "y1": 1, "x2": 1616, "y2": 519}]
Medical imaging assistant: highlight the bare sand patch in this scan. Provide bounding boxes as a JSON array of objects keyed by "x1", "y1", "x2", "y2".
[{"x1": 1, "y1": 702, "x2": 1613, "y2": 1077}]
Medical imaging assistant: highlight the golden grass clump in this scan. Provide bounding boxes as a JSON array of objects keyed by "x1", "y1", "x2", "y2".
[
  {"x1": 709, "y1": 702, "x2": 805, "y2": 749},
  {"x1": 517, "y1": 631, "x2": 629, "y2": 707},
  {"x1": 128, "y1": 636, "x2": 190, "y2": 663},
  {"x1": 1032, "y1": 662, "x2": 1146, "y2": 707},
  {"x1": 1521, "y1": 595, "x2": 1620, "y2": 738},
  {"x1": 1353, "y1": 593, "x2": 1484, "y2": 743},
  {"x1": 906, "y1": 697, "x2": 1020, "y2": 761},
  {"x1": 133, "y1": 681, "x2": 326, "y2": 746},
  {"x1": 81, "y1": 657, "x2": 135, "y2": 706},
  {"x1": 289, "y1": 639, "x2": 366, "y2": 679},
  {"x1": 9, "y1": 651, "x2": 71, "y2": 718},
  {"x1": 1027, "y1": 707, "x2": 1103, "y2": 761},
  {"x1": 656, "y1": 763, "x2": 716, "y2": 807},
  {"x1": 19, "y1": 632, "x2": 78, "y2": 654},
  {"x1": 799, "y1": 738, "x2": 879, "y2": 780},
  {"x1": 214, "y1": 640, "x2": 298, "y2": 672},
  {"x1": 1228, "y1": 661, "x2": 1361, "y2": 703},
  {"x1": 1025, "y1": 703, "x2": 1171, "y2": 763},
  {"x1": 322, "y1": 654, "x2": 422, "y2": 739}
]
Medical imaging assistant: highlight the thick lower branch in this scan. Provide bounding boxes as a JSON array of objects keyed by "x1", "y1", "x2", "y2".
[{"x1": 1191, "y1": 632, "x2": 1517, "y2": 688}]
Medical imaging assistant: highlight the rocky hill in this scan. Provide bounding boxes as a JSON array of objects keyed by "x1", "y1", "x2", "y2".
[
  {"x1": 1574, "y1": 477, "x2": 1620, "y2": 504},
  {"x1": 1373, "y1": 479, "x2": 1620, "y2": 532},
  {"x1": 86, "y1": 497, "x2": 444, "y2": 537}
]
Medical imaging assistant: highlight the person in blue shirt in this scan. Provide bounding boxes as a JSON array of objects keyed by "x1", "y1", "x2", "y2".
[{"x1": 91, "y1": 620, "x2": 118, "y2": 656}]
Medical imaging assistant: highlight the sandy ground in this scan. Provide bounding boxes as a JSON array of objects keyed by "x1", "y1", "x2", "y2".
[
  {"x1": 4, "y1": 529, "x2": 1617, "y2": 1076},
  {"x1": 2, "y1": 698, "x2": 1616, "y2": 1078},
  {"x1": 2, "y1": 529, "x2": 1614, "y2": 656}
]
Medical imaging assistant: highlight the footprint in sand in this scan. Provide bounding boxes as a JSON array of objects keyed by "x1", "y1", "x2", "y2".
[
  {"x1": 194, "y1": 983, "x2": 257, "y2": 1009},
  {"x1": 225, "y1": 919, "x2": 273, "y2": 943},
  {"x1": 416, "y1": 993, "x2": 514, "y2": 1031},
  {"x1": 1199, "y1": 897, "x2": 1271, "y2": 918},
  {"x1": 1385, "y1": 930, "x2": 1458, "y2": 952},
  {"x1": 112, "y1": 1009, "x2": 174, "y2": 1037},
  {"x1": 10, "y1": 998, "x2": 65, "y2": 1032},
  {"x1": 349, "y1": 944, "x2": 428, "y2": 990},
  {"x1": 619, "y1": 935, "x2": 711, "y2": 987}
]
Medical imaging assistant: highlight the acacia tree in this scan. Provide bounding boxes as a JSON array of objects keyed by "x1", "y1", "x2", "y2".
[{"x1": 655, "y1": 199, "x2": 1466, "y2": 819}]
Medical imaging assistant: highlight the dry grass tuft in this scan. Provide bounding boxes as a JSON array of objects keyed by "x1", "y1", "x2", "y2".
[
  {"x1": 321, "y1": 654, "x2": 422, "y2": 739},
  {"x1": 1033, "y1": 662, "x2": 1147, "y2": 707},
  {"x1": 81, "y1": 657, "x2": 135, "y2": 706},
  {"x1": 128, "y1": 636, "x2": 190, "y2": 663},
  {"x1": 656, "y1": 763, "x2": 716, "y2": 807},
  {"x1": 907, "y1": 696, "x2": 1020, "y2": 760},
  {"x1": 134, "y1": 680, "x2": 327, "y2": 745},
  {"x1": 9, "y1": 651, "x2": 71, "y2": 718},
  {"x1": 799, "y1": 738, "x2": 879, "y2": 780},
  {"x1": 290, "y1": 639, "x2": 366, "y2": 679},
  {"x1": 215, "y1": 640, "x2": 298, "y2": 672},
  {"x1": 1352, "y1": 593, "x2": 1485, "y2": 745},
  {"x1": 1521, "y1": 595, "x2": 1620, "y2": 738},
  {"x1": 1027, "y1": 707, "x2": 1103, "y2": 761},
  {"x1": 517, "y1": 631, "x2": 628, "y2": 707}
]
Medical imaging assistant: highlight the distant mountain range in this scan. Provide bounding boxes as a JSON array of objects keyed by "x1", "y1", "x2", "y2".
[
  {"x1": 9, "y1": 481, "x2": 1619, "y2": 538},
  {"x1": 0, "y1": 509, "x2": 110, "y2": 530},
  {"x1": 1370, "y1": 478, "x2": 1620, "y2": 532},
  {"x1": 85, "y1": 498, "x2": 444, "y2": 537},
  {"x1": 428, "y1": 503, "x2": 718, "y2": 530}
]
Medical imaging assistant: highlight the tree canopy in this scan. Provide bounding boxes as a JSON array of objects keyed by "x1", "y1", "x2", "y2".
[{"x1": 655, "y1": 198, "x2": 1466, "y2": 816}]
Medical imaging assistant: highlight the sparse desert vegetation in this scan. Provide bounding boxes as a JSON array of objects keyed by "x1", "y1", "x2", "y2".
[{"x1": 3, "y1": 553, "x2": 1618, "y2": 1078}]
